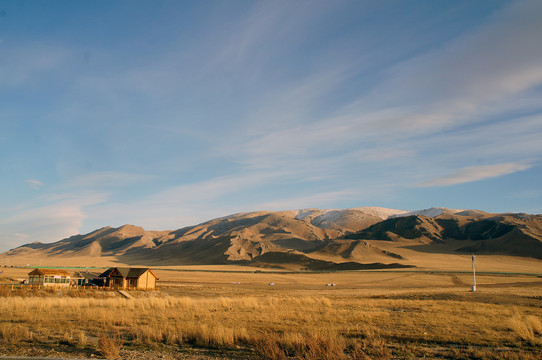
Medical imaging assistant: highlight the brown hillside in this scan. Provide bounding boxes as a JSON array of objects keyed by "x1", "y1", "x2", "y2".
[
  {"x1": 345, "y1": 214, "x2": 542, "y2": 260},
  {"x1": 3, "y1": 208, "x2": 542, "y2": 268}
]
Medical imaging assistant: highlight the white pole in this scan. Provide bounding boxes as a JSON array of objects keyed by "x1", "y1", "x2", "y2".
[{"x1": 471, "y1": 255, "x2": 476, "y2": 292}]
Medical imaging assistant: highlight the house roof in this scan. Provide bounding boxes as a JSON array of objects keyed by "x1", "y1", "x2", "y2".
[
  {"x1": 72, "y1": 271, "x2": 100, "y2": 280},
  {"x1": 98, "y1": 267, "x2": 158, "y2": 280},
  {"x1": 28, "y1": 268, "x2": 71, "y2": 276}
]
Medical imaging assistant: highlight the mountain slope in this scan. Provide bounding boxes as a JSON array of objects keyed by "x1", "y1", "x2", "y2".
[
  {"x1": 7, "y1": 225, "x2": 170, "y2": 258},
  {"x1": 344, "y1": 214, "x2": 542, "y2": 259},
  {"x1": 3, "y1": 207, "x2": 542, "y2": 268}
]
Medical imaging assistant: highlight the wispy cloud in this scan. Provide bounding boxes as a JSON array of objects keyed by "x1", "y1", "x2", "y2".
[
  {"x1": 84, "y1": 170, "x2": 298, "y2": 230},
  {"x1": 217, "y1": 0, "x2": 542, "y2": 196},
  {"x1": 0, "y1": 191, "x2": 108, "y2": 251},
  {"x1": 417, "y1": 163, "x2": 533, "y2": 188},
  {"x1": 0, "y1": 171, "x2": 154, "y2": 250},
  {"x1": 0, "y1": 42, "x2": 71, "y2": 89},
  {"x1": 211, "y1": 1, "x2": 336, "y2": 73},
  {"x1": 66, "y1": 171, "x2": 155, "y2": 189},
  {"x1": 253, "y1": 190, "x2": 357, "y2": 212},
  {"x1": 407, "y1": 114, "x2": 542, "y2": 171},
  {"x1": 26, "y1": 179, "x2": 43, "y2": 190},
  {"x1": 362, "y1": 0, "x2": 542, "y2": 112}
]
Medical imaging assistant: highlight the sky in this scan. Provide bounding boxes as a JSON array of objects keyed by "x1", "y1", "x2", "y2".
[{"x1": 1, "y1": 0, "x2": 542, "y2": 252}]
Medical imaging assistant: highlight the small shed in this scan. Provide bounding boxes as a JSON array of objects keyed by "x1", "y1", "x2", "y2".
[
  {"x1": 28, "y1": 268, "x2": 72, "y2": 287},
  {"x1": 98, "y1": 267, "x2": 158, "y2": 289}
]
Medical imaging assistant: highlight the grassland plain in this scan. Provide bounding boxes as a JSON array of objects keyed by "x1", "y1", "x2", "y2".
[{"x1": 0, "y1": 267, "x2": 541, "y2": 359}]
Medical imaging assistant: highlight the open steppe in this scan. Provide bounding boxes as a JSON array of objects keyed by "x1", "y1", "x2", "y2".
[{"x1": 1, "y1": 262, "x2": 541, "y2": 360}]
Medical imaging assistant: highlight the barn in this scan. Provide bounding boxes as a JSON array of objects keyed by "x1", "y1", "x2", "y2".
[
  {"x1": 98, "y1": 267, "x2": 158, "y2": 289},
  {"x1": 28, "y1": 268, "x2": 72, "y2": 287}
]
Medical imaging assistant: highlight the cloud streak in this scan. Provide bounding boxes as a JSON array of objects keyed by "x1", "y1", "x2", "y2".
[
  {"x1": 83, "y1": 170, "x2": 303, "y2": 230},
  {"x1": 65, "y1": 171, "x2": 155, "y2": 189},
  {"x1": 362, "y1": 0, "x2": 542, "y2": 111},
  {"x1": 417, "y1": 163, "x2": 533, "y2": 188},
  {"x1": 216, "y1": 0, "x2": 542, "y2": 195},
  {"x1": 0, "y1": 191, "x2": 108, "y2": 251},
  {"x1": 0, "y1": 42, "x2": 71, "y2": 89},
  {"x1": 26, "y1": 179, "x2": 43, "y2": 190}
]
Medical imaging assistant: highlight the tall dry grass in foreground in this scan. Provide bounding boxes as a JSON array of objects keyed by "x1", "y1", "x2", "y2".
[
  {"x1": 98, "y1": 332, "x2": 122, "y2": 359},
  {"x1": 0, "y1": 288, "x2": 541, "y2": 359}
]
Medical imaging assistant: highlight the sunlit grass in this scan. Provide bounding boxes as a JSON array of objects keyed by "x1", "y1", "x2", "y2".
[{"x1": 0, "y1": 285, "x2": 541, "y2": 359}]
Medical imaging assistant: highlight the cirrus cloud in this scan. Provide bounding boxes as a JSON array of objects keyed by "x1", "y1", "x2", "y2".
[
  {"x1": 26, "y1": 179, "x2": 44, "y2": 190},
  {"x1": 417, "y1": 162, "x2": 533, "y2": 188}
]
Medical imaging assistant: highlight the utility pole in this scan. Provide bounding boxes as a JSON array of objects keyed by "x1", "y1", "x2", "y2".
[{"x1": 471, "y1": 255, "x2": 476, "y2": 292}]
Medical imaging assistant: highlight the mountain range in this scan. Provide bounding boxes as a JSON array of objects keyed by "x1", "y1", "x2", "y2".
[{"x1": 3, "y1": 207, "x2": 542, "y2": 270}]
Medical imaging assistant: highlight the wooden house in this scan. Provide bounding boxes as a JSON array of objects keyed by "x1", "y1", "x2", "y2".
[
  {"x1": 98, "y1": 267, "x2": 158, "y2": 289},
  {"x1": 28, "y1": 268, "x2": 72, "y2": 287}
]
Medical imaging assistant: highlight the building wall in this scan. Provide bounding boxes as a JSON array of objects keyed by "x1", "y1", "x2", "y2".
[
  {"x1": 109, "y1": 276, "x2": 126, "y2": 289},
  {"x1": 103, "y1": 269, "x2": 157, "y2": 289},
  {"x1": 28, "y1": 274, "x2": 70, "y2": 286},
  {"x1": 136, "y1": 271, "x2": 156, "y2": 289}
]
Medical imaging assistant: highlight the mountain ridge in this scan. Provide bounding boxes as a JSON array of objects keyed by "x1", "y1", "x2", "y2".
[{"x1": 3, "y1": 207, "x2": 542, "y2": 269}]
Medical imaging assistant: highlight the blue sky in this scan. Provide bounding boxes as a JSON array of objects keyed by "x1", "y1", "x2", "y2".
[{"x1": 1, "y1": 0, "x2": 542, "y2": 251}]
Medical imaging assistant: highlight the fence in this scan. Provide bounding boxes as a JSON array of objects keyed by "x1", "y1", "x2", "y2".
[{"x1": 0, "y1": 283, "x2": 155, "y2": 291}]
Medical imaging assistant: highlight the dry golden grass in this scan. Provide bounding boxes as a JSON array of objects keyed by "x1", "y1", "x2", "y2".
[
  {"x1": 0, "y1": 284, "x2": 541, "y2": 359},
  {"x1": 0, "y1": 267, "x2": 541, "y2": 359},
  {"x1": 98, "y1": 332, "x2": 122, "y2": 359},
  {"x1": 508, "y1": 315, "x2": 542, "y2": 344}
]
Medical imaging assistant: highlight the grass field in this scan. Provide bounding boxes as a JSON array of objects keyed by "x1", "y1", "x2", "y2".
[{"x1": 0, "y1": 266, "x2": 541, "y2": 359}]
